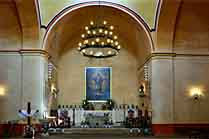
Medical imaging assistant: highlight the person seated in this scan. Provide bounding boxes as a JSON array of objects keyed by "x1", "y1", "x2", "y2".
[{"x1": 128, "y1": 109, "x2": 134, "y2": 119}]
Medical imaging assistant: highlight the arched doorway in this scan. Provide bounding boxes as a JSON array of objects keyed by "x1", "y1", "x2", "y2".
[{"x1": 43, "y1": 2, "x2": 153, "y2": 128}]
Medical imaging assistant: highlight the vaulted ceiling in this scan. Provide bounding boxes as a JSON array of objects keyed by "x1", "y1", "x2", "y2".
[
  {"x1": 0, "y1": 0, "x2": 40, "y2": 49},
  {"x1": 0, "y1": 0, "x2": 209, "y2": 61},
  {"x1": 156, "y1": 0, "x2": 209, "y2": 54},
  {"x1": 38, "y1": 0, "x2": 159, "y2": 29},
  {"x1": 44, "y1": 5, "x2": 152, "y2": 65},
  {"x1": 0, "y1": 0, "x2": 21, "y2": 49}
]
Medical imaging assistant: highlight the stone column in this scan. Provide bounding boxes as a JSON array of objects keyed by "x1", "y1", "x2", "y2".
[
  {"x1": 21, "y1": 52, "x2": 48, "y2": 118},
  {"x1": 151, "y1": 56, "x2": 175, "y2": 135}
]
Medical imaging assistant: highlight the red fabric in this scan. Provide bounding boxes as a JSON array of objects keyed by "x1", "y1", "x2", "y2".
[
  {"x1": 0, "y1": 124, "x2": 3, "y2": 136},
  {"x1": 0, "y1": 124, "x2": 41, "y2": 137},
  {"x1": 152, "y1": 124, "x2": 209, "y2": 136},
  {"x1": 152, "y1": 124, "x2": 174, "y2": 136}
]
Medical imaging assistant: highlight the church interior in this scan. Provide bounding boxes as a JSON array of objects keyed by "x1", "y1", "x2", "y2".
[{"x1": 0, "y1": 0, "x2": 209, "y2": 138}]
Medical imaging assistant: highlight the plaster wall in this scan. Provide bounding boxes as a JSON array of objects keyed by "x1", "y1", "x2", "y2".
[
  {"x1": 174, "y1": 57, "x2": 209, "y2": 123},
  {"x1": 58, "y1": 48, "x2": 140, "y2": 106},
  {"x1": 0, "y1": 54, "x2": 47, "y2": 122},
  {"x1": 0, "y1": 54, "x2": 22, "y2": 121},
  {"x1": 22, "y1": 54, "x2": 47, "y2": 116},
  {"x1": 151, "y1": 57, "x2": 174, "y2": 124},
  {"x1": 151, "y1": 56, "x2": 209, "y2": 124}
]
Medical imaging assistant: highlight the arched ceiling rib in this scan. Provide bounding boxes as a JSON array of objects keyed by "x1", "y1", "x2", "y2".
[
  {"x1": 44, "y1": 6, "x2": 152, "y2": 65},
  {"x1": 173, "y1": 0, "x2": 209, "y2": 54},
  {"x1": 0, "y1": 0, "x2": 21, "y2": 49},
  {"x1": 0, "y1": 0, "x2": 40, "y2": 50},
  {"x1": 38, "y1": 0, "x2": 160, "y2": 30},
  {"x1": 156, "y1": 0, "x2": 209, "y2": 54},
  {"x1": 156, "y1": 0, "x2": 182, "y2": 52},
  {"x1": 14, "y1": 0, "x2": 40, "y2": 49}
]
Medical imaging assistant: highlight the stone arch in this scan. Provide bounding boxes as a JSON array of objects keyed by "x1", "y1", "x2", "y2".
[{"x1": 42, "y1": 1, "x2": 155, "y2": 63}]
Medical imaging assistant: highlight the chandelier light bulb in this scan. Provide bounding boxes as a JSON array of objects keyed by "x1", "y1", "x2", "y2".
[
  {"x1": 117, "y1": 45, "x2": 121, "y2": 49},
  {"x1": 91, "y1": 41, "x2": 95, "y2": 45},
  {"x1": 103, "y1": 21, "x2": 107, "y2": 25},
  {"x1": 90, "y1": 21, "x2": 94, "y2": 25},
  {"x1": 101, "y1": 42, "x2": 105, "y2": 46},
  {"x1": 110, "y1": 26, "x2": 114, "y2": 30},
  {"x1": 107, "y1": 39, "x2": 111, "y2": 43},
  {"x1": 85, "y1": 26, "x2": 89, "y2": 30},
  {"x1": 109, "y1": 31, "x2": 113, "y2": 35},
  {"x1": 96, "y1": 38, "x2": 100, "y2": 42},
  {"x1": 104, "y1": 30, "x2": 108, "y2": 35},
  {"x1": 93, "y1": 30, "x2": 96, "y2": 35},
  {"x1": 87, "y1": 30, "x2": 91, "y2": 34},
  {"x1": 82, "y1": 49, "x2": 86, "y2": 53},
  {"x1": 84, "y1": 40, "x2": 88, "y2": 44},
  {"x1": 77, "y1": 47, "x2": 81, "y2": 50},
  {"x1": 78, "y1": 42, "x2": 82, "y2": 46},
  {"x1": 81, "y1": 34, "x2": 85, "y2": 38},
  {"x1": 114, "y1": 36, "x2": 118, "y2": 40},
  {"x1": 110, "y1": 40, "x2": 114, "y2": 43},
  {"x1": 115, "y1": 41, "x2": 119, "y2": 45},
  {"x1": 99, "y1": 29, "x2": 103, "y2": 33},
  {"x1": 108, "y1": 51, "x2": 112, "y2": 55}
]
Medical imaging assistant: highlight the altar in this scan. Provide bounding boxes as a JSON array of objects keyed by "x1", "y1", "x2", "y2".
[
  {"x1": 57, "y1": 104, "x2": 151, "y2": 129},
  {"x1": 83, "y1": 110, "x2": 112, "y2": 127}
]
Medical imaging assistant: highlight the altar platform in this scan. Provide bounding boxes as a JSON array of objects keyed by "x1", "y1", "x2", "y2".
[{"x1": 49, "y1": 128, "x2": 129, "y2": 136}]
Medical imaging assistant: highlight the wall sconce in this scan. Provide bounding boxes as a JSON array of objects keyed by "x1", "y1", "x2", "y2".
[
  {"x1": 51, "y1": 83, "x2": 59, "y2": 98},
  {"x1": 0, "y1": 85, "x2": 6, "y2": 96},
  {"x1": 190, "y1": 88, "x2": 202, "y2": 101},
  {"x1": 139, "y1": 85, "x2": 145, "y2": 97},
  {"x1": 51, "y1": 83, "x2": 56, "y2": 92},
  {"x1": 193, "y1": 94, "x2": 200, "y2": 101}
]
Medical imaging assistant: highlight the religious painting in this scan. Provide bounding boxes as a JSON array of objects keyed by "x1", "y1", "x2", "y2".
[{"x1": 85, "y1": 67, "x2": 111, "y2": 101}]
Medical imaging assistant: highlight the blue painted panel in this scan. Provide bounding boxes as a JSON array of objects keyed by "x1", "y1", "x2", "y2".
[{"x1": 86, "y1": 67, "x2": 111, "y2": 101}]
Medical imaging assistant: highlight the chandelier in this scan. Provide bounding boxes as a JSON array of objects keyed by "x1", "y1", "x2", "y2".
[{"x1": 77, "y1": 21, "x2": 121, "y2": 58}]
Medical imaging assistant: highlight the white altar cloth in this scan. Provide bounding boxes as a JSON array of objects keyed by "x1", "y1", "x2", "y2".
[{"x1": 84, "y1": 110, "x2": 112, "y2": 117}]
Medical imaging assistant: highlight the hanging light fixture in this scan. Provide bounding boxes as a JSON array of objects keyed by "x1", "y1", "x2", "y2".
[{"x1": 77, "y1": 20, "x2": 121, "y2": 58}]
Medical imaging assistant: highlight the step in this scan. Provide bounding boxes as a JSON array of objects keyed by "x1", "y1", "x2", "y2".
[{"x1": 62, "y1": 128, "x2": 129, "y2": 135}]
